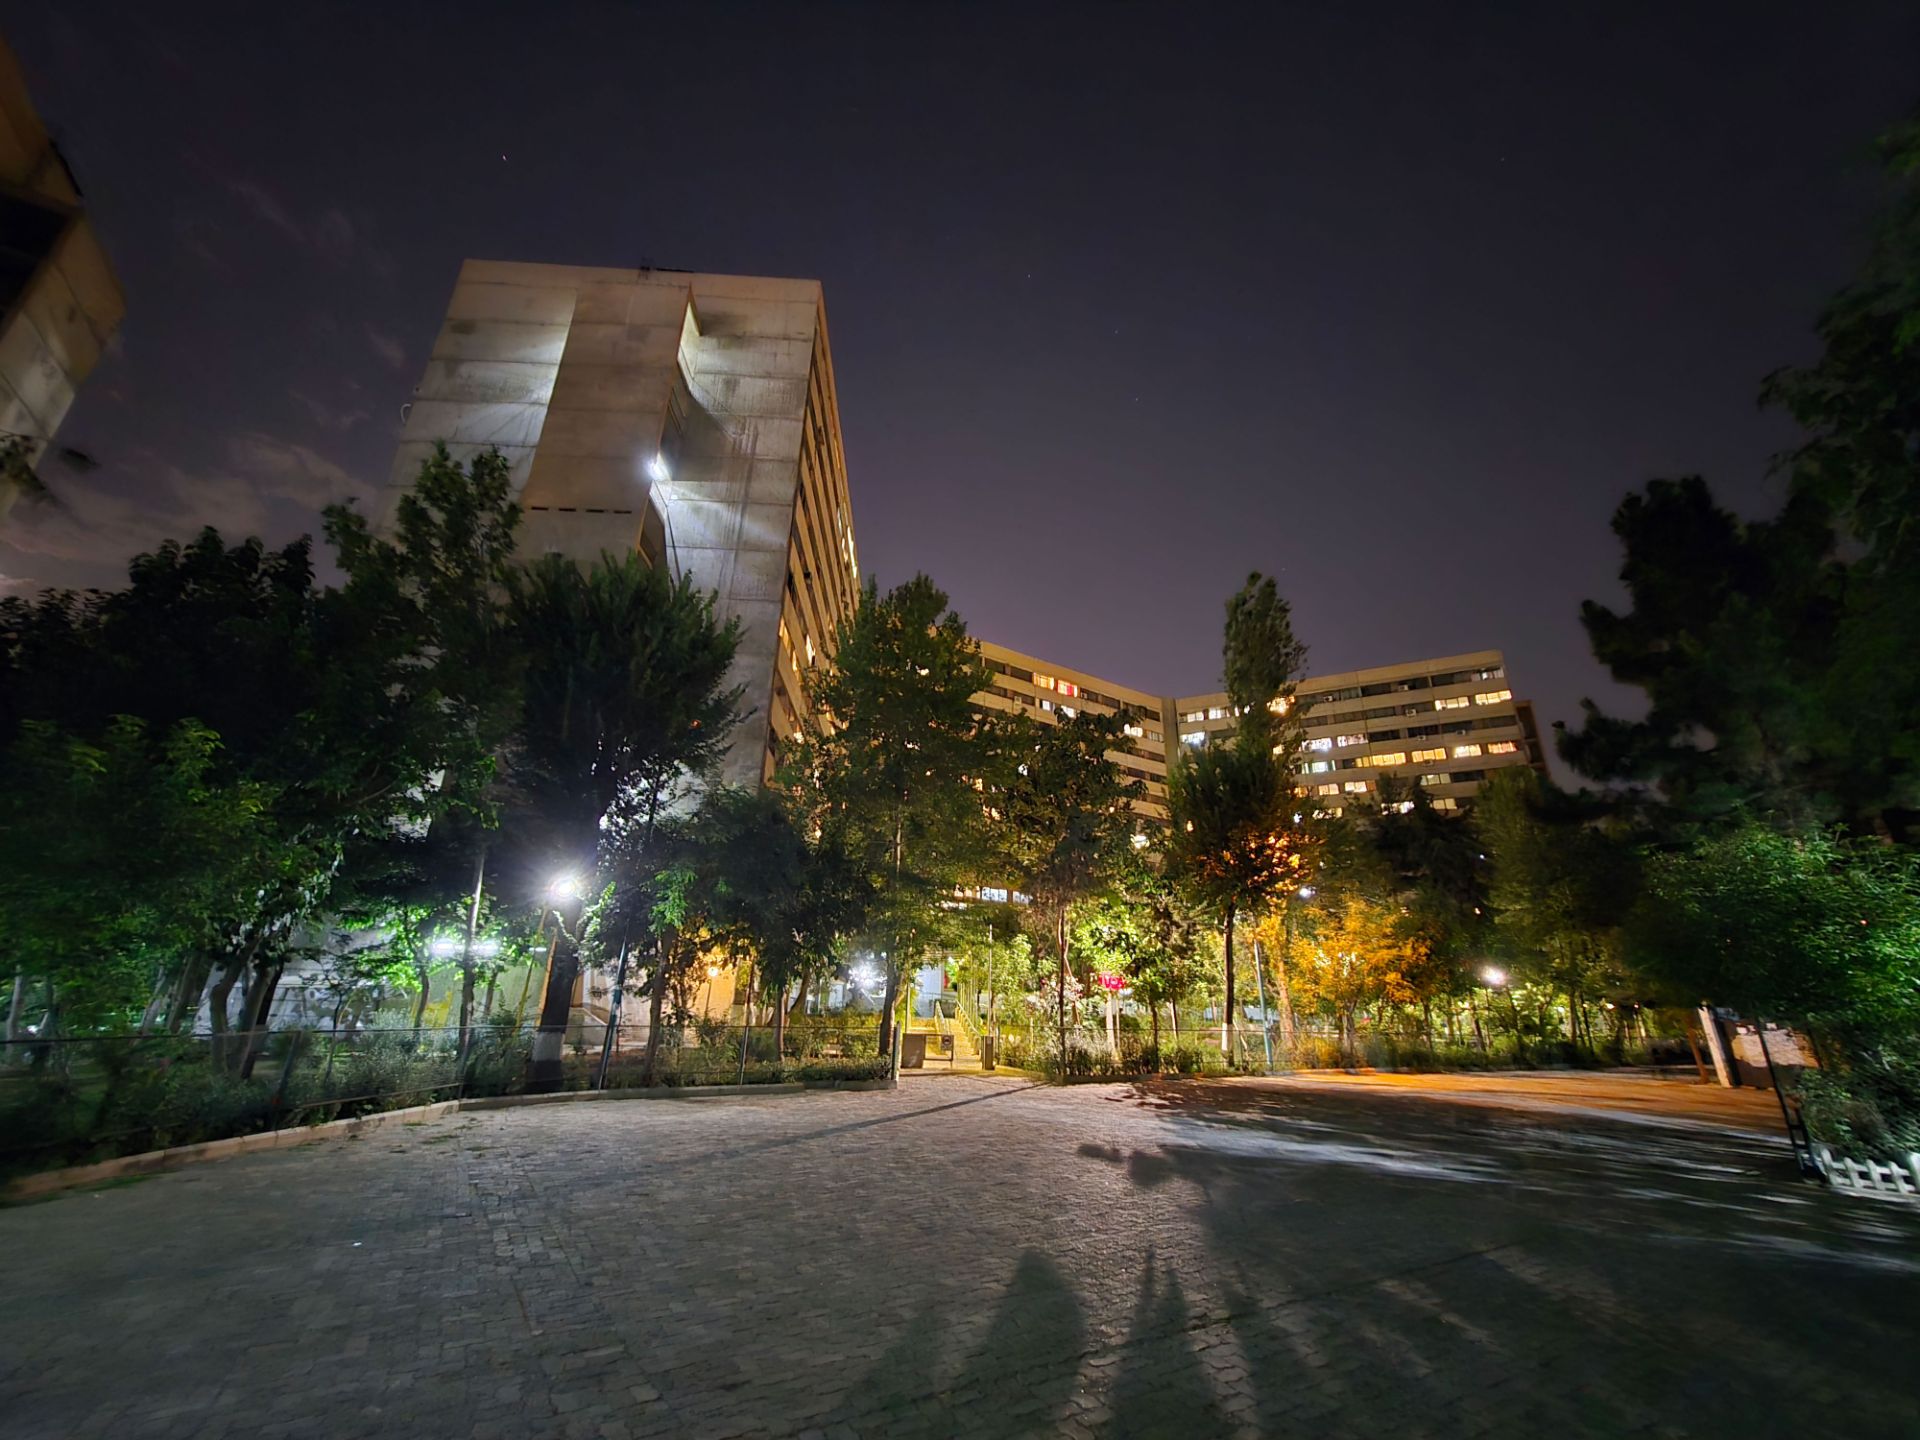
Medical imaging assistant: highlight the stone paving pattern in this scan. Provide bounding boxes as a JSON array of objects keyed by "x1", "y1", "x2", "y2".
[{"x1": 4, "y1": 1073, "x2": 1919, "y2": 1439}]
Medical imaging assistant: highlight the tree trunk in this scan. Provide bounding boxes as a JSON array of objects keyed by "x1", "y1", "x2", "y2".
[
  {"x1": 5, "y1": 970, "x2": 24, "y2": 1050},
  {"x1": 1221, "y1": 902, "x2": 1237, "y2": 1067},
  {"x1": 165, "y1": 953, "x2": 212, "y2": 1034},
  {"x1": 1271, "y1": 943, "x2": 1295, "y2": 1065},
  {"x1": 412, "y1": 963, "x2": 431, "y2": 1046},
  {"x1": 1150, "y1": 1001, "x2": 1160, "y2": 1056},
  {"x1": 1170, "y1": 996, "x2": 1180, "y2": 1039},
  {"x1": 1468, "y1": 989, "x2": 1486, "y2": 1050},
  {"x1": 877, "y1": 959, "x2": 900, "y2": 1059},
  {"x1": 458, "y1": 844, "x2": 486, "y2": 1061},
  {"x1": 640, "y1": 955, "x2": 670, "y2": 1085},
  {"x1": 530, "y1": 926, "x2": 579, "y2": 1092},
  {"x1": 207, "y1": 961, "x2": 244, "y2": 1070},
  {"x1": 237, "y1": 962, "x2": 286, "y2": 1080},
  {"x1": 772, "y1": 981, "x2": 789, "y2": 1061}
]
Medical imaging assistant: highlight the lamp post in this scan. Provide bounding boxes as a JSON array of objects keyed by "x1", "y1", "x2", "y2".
[{"x1": 530, "y1": 872, "x2": 586, "y2": 1092}]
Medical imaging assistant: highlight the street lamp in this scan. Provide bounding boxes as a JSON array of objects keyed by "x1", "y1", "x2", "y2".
[
  {"x1": 547, "y1": 873, "x2": 584, "y2": 905},
  {"x1": 1481, "y1": 966, "x2": 1506, "y2": 988}
]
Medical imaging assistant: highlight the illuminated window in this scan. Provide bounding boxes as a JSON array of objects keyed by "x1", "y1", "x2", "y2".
[
  {"x1": 1040, "y1": 699, "x2": 1054, "y2": 713},
  {"x1": 1060, "y1": 706, "x2": 1076, "y2": 719},
  {"x1": 1453, "y1": 743, "x2": 1482, "y2": 759},
  {"x1": 1435, "y1": 695, "x2": 1470, "y2": 710},
  {"x1": 1302, "y1": 760, "x2": 1333, "y2": 774},
  {"x1": 1122, "y1": 722, "x2": 1144, "y2": 739},
  {"x1": 1411, "y1": 746, "x2": 1447, "y2": 763},
  {"x1": 1207, "y1": 706, "x2": 1229, "y2": 721},
  {"x1": 1385, "y1": 800, "x2": 1414, "y2": 815},
  {"x1": 1181, "y1": 710, "x2": 1205, "y2": 724},
  {"x1": 1336, "y1": 733, "x2": 1367, "y2": 748},
  {"x1": 1358, "y1": 751, "x2": 1407, "y2": 768},
  {"x1": 1419, "y1": 772, "x2": 1450, "y2": 786},
  {"x1": 1473, "y1": 689, "x2": 1513, "y2": 706},
  {"x1": 1487, "y1": 740, "x2": 1519, "y2": 755},
  {"x1": 804, "y1": 635, "x2": 816, "y2": 667},
  {"x1": 1315, "y1": 782, "x2": 1340, "y2": 796},
  {"x1": 1304, "y1": 737, "x2": 1332, "y2": 752},
  {"x1": 1131, "y1": 833, "x2": 1149, "y2": 849},
  {"x1": 1268, "y1": 696, "x2": 1291, "y2": 715},
  {"x1": 1057, "y1": 681, "x2": 1080, "y2": 698},
  {"x1": 1034, "y1": 675, "x2": 1056, "y2": 691},
  {"x1": 1431, "y1": 796, "x2": 1459, "y2": 811},
  {"x1": 1181, "y1": 731, "x2": 1206, "y2": 748},
  {"x1": 1343, "y1": 780, "x2": 1369, "y2": 794}
]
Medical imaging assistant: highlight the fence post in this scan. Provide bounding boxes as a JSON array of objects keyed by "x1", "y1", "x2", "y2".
[{"x1": 737, "y1": 1018, "x2": 750, "y2": 1087}]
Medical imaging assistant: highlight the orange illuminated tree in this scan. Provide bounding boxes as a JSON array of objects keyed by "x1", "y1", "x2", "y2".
[{"x1": 1167, "y1": 574, "x2": 1309, "y2": 1065}]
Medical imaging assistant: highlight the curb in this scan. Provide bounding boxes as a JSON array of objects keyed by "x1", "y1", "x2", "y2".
[{"x1": 5, "y1": 1078, "x2": 892, "y2": 1202}]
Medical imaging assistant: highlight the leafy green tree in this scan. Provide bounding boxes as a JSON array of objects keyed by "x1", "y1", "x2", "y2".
[
  {"x1": 1168, "y1": 573, "x2": 1308, "y2": 1064},
  {"x1": 325, "y1": 445, "x2": 526, "y2": 1053},
  {"x1": 1475, "y1": 768, "x2": 1639, "y2": 1054},
  {"x1": 1003, "y1": 710, "x2": 1144, "y2": 1069},
  {"x1": 0, "y1": 718, "x2": 276, "y2": 1030},
  {"x1": 1629, "y1": 822, "x2": 1920, "y2": 1027},
  {"x1": 786, "y1": 575, "x2": 992, "y2": 1059},
  {"x1": 506, "y1": 551, "x2": 743, "y2": 1088}
]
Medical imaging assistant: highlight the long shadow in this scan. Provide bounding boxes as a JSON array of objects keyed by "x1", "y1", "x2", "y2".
[
  {"x1": 835, "y1": 1248, "x2": 1087, "y2": 1438},
  {"x1": 1103, "y1": 1254, "x2": 1222, "y2": 1439}
]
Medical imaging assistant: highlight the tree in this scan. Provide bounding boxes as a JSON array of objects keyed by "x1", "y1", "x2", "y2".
[
  {"x1": 1475, "y1": 768, "x2": 1639, "y2": 1055},
  {"x1": 1003, "y1": 711, "x2": 1144, "y2": 1070},
  {"x1": 506, "y1": 551, "x2": 743, "y2": 1088},
  {"x1": 1284, "y1": 893, "x2": 1428, "y2": 1063},
  {"x1": 1167, "y1": 574, "x2": 1308, "y2": 1066},
  {"x1": 0, "y1": 718, "x2": 276, "y2": 1032},
  {"x1": 1629, "y1": 822, "x2": 1920, "y2": 1028},
  {"x1": 325, "y1": 445, "x2": 526, "y2": 1055},
  {"x1": 786, "y1": 575, "x2": 992, "y2": 1061}
]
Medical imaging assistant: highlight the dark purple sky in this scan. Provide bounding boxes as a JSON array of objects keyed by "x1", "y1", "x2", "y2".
[{"x1": 5, "y1": 3, "x2": 1917, "y2": 762}]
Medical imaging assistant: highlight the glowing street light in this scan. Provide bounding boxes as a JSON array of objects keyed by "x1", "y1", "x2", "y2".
[
  {"x1": 1481, "y1": 966, "x2": 1507, "y2": 987},
  {"x1": 547, "y1": 873, "x2": 584, "y2": 905}
]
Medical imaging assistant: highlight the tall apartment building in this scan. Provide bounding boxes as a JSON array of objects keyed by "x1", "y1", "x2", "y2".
[
  {"x1": 381, "y1": 261, "x2": 859, "y2": 789},
  {"x1": 0, "y1": 37, "x2": 124, "y2": 486},
  {"x1": 976, "y1": 642, "x2": 1547, "y2": 829}
]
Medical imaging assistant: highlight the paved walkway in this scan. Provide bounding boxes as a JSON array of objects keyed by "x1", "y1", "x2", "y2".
[{"x1": 4, "y1": 1075, "x2": 1917, "y2": 1439}]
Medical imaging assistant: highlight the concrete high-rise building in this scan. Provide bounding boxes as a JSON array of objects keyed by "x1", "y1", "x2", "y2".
[
  {"x1": 976, "y1": 642, "x2": 1547, "y2": 831},
  {"x1": 382, "y1": 261, "x2": 859, "y2": 789},
  {"x1": 0, "y1": 37, "x2": 124, "y2": 484}
]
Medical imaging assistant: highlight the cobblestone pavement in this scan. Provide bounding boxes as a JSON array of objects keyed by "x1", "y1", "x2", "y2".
[{"x1": 4, "y1": 1074, "x2": 1918, "y2": 1440}]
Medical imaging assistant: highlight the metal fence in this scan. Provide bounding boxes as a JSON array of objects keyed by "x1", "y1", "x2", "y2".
[{"x1": 0, "y1": 1018, "x2": 887, "y2": 1179}]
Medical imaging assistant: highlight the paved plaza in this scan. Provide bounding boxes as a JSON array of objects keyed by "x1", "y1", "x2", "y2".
[{"x1": 4, "y1": 1073, "x2": 1918, "y2": 1439}]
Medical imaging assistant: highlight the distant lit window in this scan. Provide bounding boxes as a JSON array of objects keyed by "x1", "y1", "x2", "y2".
[
  {"x1": 1453, "y1": 743, "x2": 1483, "y2": 759},
  {"x1": 1357, "y1": 751, "x2": 1407, "y2": 768},
  {"x1": 1432, "y1": 796, "x2": 1459, "y2": 811},
  {"x1": 1474, "y1": 666, "x2": 1505, "y2": 682},
  {"x1": 1122, "y1": 723, "x2": 1144, "y2": 739},
  {"x1": 1487, "y1": 740, "x2": 1519, "y2": 755},
  {"x1": 1419, "y1": 772, "x2": 1450, "y2": 786},
  {"x1": 1343, "y1": 780, "x2": 1369, "y2": 794},
  {"x1": 1057, "y1": 681, "x2": 1079, "y2": 698},
  {"x1": 1336, "y1": 733, "x2": 1367, "y2": 748},
  {"x1": 1304, "y1": 737, "x2": 1333, "y2": 752},
  {"x1": 1411, "y1": 746, "x2": 1447, "y2": 764},
  {"x1": 1181, "y1": 731, "x2": 1206, "y2": 748},
  {"x1": 1302, "y1": 760, "x2": 1333, "y2": 774},
  {"x1": 1315, "y1": 782, "x2": 1340, "y2": 796},
  {"x1": 1034, "y1": 675, "x2": 1056, "y2": 691},
  {"x1": 1207, "y1": 706, "x2": 1229, "y2": 721},
  {"x1": 1385, "y1": 800, "x2": 1414, "y2": 815},
  {"x1": 1131, "y1": 833, "x2": 1149, "y2": 849},
  {"x1": 805, "y1": 635, "x2": 816, "y2": 667},
  {"x1": 1268, "y1": 696, "x2": 1290, "y2": 715},
  {"x1": 1060, "y1": 706, "x2": 1076, "y2": 718},
  {"x1": 1040, "y1": 699, "x2": 1054, "y2": 713},
  {"x1": 1473, "y1": 689, "x2": 1513, "y2": 706},
  {"x1": 1435, "y1": 695, "x2": 1470, "y2": 710},
  {"x1": 1181, "y1": 710, "x2": 1205, "y2": 724}
]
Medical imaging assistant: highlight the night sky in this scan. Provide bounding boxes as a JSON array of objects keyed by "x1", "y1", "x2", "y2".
[{"x1": 5, "y1": 4, "x2": 1917, "y2": 762}]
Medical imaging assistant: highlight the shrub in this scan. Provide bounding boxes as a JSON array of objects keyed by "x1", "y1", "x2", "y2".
[{"x1": 1795, "y1": 1037, "x2": 1920, "y2": 1163}]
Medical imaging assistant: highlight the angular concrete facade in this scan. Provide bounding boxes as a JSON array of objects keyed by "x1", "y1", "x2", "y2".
[
  {"x1": 0, "y1": 38, "x2": 124, "y2": 482},
  {"x1": 383, "y1": 261, "x2": 860, "y2": 789}
]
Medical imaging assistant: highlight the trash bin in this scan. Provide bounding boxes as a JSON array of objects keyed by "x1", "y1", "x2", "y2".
[
  {"x1": 901, "y1": 1033, "x2": 927, "y2": 1069},
  {"x1": 980, "y1": 1036, "x2": 996, "y2": 1071}
]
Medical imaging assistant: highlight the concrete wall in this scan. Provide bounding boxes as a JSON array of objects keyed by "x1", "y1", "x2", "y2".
[
  {"x1": 0, "y1": 38, "x2": 124, "y2": 471},
  {"x1": 382, "y1": 261, "x2": 840, "y2": 790}
]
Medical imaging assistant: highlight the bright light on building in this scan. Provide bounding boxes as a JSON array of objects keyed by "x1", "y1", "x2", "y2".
[
  {"x1": 1131, "y1": 833, "x2": 1149, "y2": 849},
  {"x1": 646, "y1": 452, "x2": 670, "y2": 483},
  {"x1": 849, "y1": 962, "x2": 882, "y2": 993}
]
